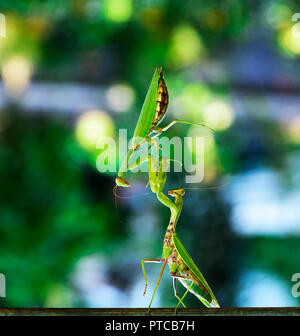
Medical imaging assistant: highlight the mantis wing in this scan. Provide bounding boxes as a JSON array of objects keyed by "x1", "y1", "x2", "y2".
[
  {"x1": 172, "y1": 233, "x2": 220, "y2": 308},
  {"x1": 131, "y1": 67, "x2": 160, "y2": 148}
]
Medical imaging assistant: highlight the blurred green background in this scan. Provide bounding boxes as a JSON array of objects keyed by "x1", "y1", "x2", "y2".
[{"x1": 0, "y1": 0, "x2": 300, "y2": 308}]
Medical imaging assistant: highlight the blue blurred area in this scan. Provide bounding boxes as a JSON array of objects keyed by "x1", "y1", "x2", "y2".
[{"x1": 0, "y1": 1, "x2": 300, "y2": 308}]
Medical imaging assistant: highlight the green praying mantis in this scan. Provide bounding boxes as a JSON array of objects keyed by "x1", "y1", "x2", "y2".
[
  {"x1": 115, "y1": 67, "x2": 213, "y2": 189},
  {"x1": 114, "y1": 67, "x2": 220, "y2": 311},
  {"x1": 141, "y1": 154, "x2": 220, "y2": 312}
]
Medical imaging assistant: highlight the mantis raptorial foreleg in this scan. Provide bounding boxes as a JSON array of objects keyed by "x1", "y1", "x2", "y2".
[
  {"x1": 119, "y1": 148, "x2": 179, "y2": 218},
  {"x1": 120, "y1": 140, "x2": 161, "y2": 178},
  {"x1": 156, "y1": 190, "x2": 178, "y2": 214},
  {"x1": 117, "y1": 135, "x2": 163, "y2": 187}
]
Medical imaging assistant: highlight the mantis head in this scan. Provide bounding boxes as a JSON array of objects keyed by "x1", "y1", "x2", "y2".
[
  {"x1": 168, "y1": 188, "x2": 185, "y2": 197},
  {"x1": 115, "y1": 177, "x2": 130, "y2": 188}
]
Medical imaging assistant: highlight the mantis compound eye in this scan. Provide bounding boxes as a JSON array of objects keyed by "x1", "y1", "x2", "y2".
[{"x1": 115, "y1": 177, "x2": 130, "y2": 187}]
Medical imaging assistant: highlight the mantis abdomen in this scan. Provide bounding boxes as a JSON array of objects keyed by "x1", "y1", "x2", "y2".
[{"x1": 179, "y1": 278, "x2": 220, "y2": 308}]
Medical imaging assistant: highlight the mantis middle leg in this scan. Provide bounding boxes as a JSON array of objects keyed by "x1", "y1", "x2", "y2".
[
  {"x1": 141, "y1": 258, "x2": 164, "y2": 296},
  {"x1": 172, "y1": 278, "x2": 186, "y2": 308},
  {"x1": 152, "y1": 119, "x2": 214, "y2": 138},
  {"x1": 175, "y1": 280, "x2": 194, "y2": 314}
]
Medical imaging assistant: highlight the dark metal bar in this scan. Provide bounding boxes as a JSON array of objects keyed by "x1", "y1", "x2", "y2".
[{"x1": 0, "y1": 308, "x2": 299, "y2": 316}]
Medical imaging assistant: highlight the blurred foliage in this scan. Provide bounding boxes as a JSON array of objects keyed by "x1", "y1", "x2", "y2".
[{"x1": 0, "y1": 108, "x2": 127, "y2": 306}]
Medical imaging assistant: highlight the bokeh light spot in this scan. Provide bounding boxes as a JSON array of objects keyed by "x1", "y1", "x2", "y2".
[
  {"x1": 75, "y1": 110, "x2": 115, "y2": 151},
  {"x1": 187, "y1": 126, "x2": 217, "y2": 183},
  {"x1": 1, "y1": 55, "x2": 32, "y2": 96},
  {"x1": 287, "y1": 116, "x2": 300, "y2": 144},
  {"x1": 106, "y1": 84, "x2": 135, "y2": 113},
  {"x1": 278, "y1": 25, "x2": 300, "y2": 56},
  {"x1": 169, "y1": 24, "x2": 205, "y2": 67},
  {"x1": 102, "y1": 0, "x2": 132, "y2": 23},
  {"x1": 203, "y1": 100, "x2": 235, "y2": 131},
  {"x1": 171, "y1": 83, "x2": 211, "y2": 120}
]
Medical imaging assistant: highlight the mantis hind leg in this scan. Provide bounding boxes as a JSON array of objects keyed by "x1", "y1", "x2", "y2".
[
  {"x1": 173, "y1": 278, "x2": 186, "y2": 309},
  {"x1": 175, "y1": 281, "x2": 194, "y2": 315},
  {"x1": 170, "y1": 272, "x2": 193, "y2": 314}
]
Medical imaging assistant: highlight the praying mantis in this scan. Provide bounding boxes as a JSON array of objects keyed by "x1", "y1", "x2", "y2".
[
  {"x1": 115, "y1": 67, "x2": 213, "y2": 188},
  {"x1": 114, "y1": 67, "x2": 220, "y2": 311},
  {"x1": 141, "y1": 155, "x2": 220, "y2": 312}
]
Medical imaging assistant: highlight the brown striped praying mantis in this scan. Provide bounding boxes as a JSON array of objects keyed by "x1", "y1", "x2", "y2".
[
  {"x1": 115, "y1": 151, "x2": 220, "y2": 311},
  {"x1": 141, "y1": 154, "x2": 220, "y2": 312}
]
